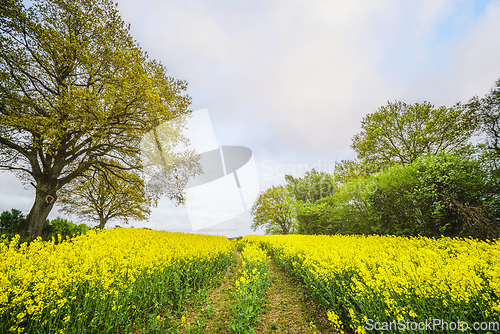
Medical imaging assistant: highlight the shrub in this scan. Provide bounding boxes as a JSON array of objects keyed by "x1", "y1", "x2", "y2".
[
  {"x1": 0, "y1": 209, "x2": 25, "y2": 234},
  {"x1": 42, "y1": 217, "x2": 90, "y2": 241}
]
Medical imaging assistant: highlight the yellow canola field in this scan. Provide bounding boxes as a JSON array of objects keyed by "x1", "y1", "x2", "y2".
[
  {"x1": 0, "y1": 228, "x2": 234, "y2": 333},
  {"x1": 244, "y1": 234, "x2": 500, "y2": 333}
]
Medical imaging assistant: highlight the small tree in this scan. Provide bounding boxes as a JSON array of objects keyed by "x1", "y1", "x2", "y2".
[
  {"x1": 42, "y1": 217, "x2": 90, "y2": 240},
  {"x1": 57, "y1": 163, "x2": 150, "y2": 229},
  {"x1": 250, "y1": 185, "x2": 296, "y2": 235}
]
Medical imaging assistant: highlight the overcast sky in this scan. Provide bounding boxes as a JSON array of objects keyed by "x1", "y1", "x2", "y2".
[{"x1": 1, "y1": 0, "x2": 500, "y2": 237}]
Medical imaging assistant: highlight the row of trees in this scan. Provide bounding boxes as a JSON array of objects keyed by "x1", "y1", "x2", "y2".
[
  {"x1": 0, "y1": 0, "x2": 202, "y2": 237},
  {"x1": 251, "y1": 79, "x2": 500, "y2": 239},
  {"x1": 297, "y1": 153, "x2": 499, "y2": 239}
]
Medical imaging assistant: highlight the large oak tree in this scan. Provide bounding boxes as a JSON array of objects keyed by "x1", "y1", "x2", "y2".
[{"x1": 0, "y1": 0, "x2": 191, "y2": 237}]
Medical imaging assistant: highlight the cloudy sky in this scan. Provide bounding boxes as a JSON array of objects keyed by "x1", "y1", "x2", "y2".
[{"x1": 1, "y1": 0, "x2": 500, "y2": 237}]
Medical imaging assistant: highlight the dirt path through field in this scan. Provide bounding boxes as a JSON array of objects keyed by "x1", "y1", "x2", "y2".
[
  {"x1": 254, "y1": 257, "x2": 334, "y2": 334},
  {"x1": 178, "y1": 249, "x2": 243, "y2": 333},
  {"x1": 178, "y1": 248, "x2": 334, "y2": 333}
]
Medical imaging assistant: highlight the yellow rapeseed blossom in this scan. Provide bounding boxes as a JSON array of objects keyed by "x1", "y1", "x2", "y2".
[
  {"x1": 327, "y1": 310, "x2": 344, "y2": 333},
  {"x1": 244, "y1": 234, "x2": 500, "y2": 332},
  {"x1": 0, "y1": 228, "x2": 234, "y2": 332}
]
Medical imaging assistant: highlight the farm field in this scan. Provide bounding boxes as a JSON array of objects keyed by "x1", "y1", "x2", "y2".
[
  {"x1": 244, "y1": 234, "x2": 500, "y2": 334},
  {"x1": 1, "y1": 230, "x2": 500, "y2": 333},
  {"x1": 0, "y1": 228, "x2": 234, "y2": 333}
]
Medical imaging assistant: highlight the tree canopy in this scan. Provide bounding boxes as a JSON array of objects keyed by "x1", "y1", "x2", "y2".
[
  {"x1": 140, "y1": 116, "x2": 202, "y2": 207},
  {"x1": 0, "y1": 0, "x2": 192, "y2": 237},
  {"x1": 296, "y1": 153, "x2": 500, "y2": 239},
  {"x1": 351, "y1": 101, "x2": 479, "y2": 169},
  {"x1": 285, "y1": 169, "x2": 335, "y2": 204},
  {"x1": 467, "y1": 79, "x2": 500, "y2": 160}
]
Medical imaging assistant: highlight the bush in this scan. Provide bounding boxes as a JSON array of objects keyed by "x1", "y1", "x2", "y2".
[
  {"x1": 0, "y1": 209, "x2": 25, "y2": 234},
  {"x1": 297, "y1": 153, "x2": 500, "y2": 239},
  {"x1": 42, "y1": 217, "x2": 90, "y2": 241},
  {"x1": 0, "y1": 210, "x2": 90, "y2": 244},
  {"x1": 367, "y1": 153, "x2": 500, "y2": 238}
]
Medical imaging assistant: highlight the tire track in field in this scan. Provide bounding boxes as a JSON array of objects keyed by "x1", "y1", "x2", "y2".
[
  {"x1": 179, "y1": 249, "x2": 242, "y2": 333},
  {"x1": 254, "y1": 258, "x2": 334, "y2": 334},
  {"x1": 178, "y1": 248, "x2": 336, "y2": 334}
]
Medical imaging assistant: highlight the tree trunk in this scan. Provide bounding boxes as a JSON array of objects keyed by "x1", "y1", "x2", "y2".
[
  {"x1": 98, "y1": 217, "x2": 108, "y2": 229},
  {"x1": 24, "y1": 186, "x2": 57, "y2": 238}
]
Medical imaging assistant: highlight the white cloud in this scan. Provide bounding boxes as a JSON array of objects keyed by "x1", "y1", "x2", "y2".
[{"x1": 116, "y1": 0, "x2": 500, "y2": 154}]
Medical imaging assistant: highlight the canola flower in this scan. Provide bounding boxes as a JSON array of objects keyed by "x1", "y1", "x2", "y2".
[
  {"x1": 0, "y1": 228, "x2": 234, "y2": 333},
  {"x1": 327, "y1": 310, "x2": 344, "y2": 334},
  {"x1": 231, "y1": 243, "x2": 270, "y2": 334},
  {"x1": 244, "y1": 234, "x2": 500, "y2": 334}
]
